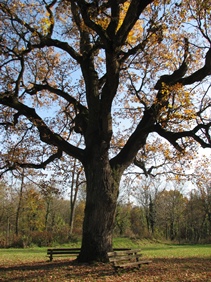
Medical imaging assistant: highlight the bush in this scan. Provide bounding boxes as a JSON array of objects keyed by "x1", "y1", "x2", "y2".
[
  {"x1": 0, "y1": 236, "x2": 7, "y2": 248},
  {"x1": 52, "y1": 225, "x2": 71, "y2": 245},
  {"x1": 30, "y1": 231, "x2": 53, "y2": 247},
  {"x1": 8, "y1": 235, "x2": 28, "y2": 248}
]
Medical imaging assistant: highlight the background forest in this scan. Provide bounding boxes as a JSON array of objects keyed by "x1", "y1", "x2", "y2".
[{"x1": 1, "y1": 162, "x2": 211, "y2": 248}]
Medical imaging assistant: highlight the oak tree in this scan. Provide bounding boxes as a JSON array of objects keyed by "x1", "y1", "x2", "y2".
[{"x1": 1, "y1": 0, "x2": 211, "y2": 262}]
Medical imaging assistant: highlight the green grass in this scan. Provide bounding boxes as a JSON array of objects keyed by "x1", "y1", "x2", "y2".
[
  {"x1": 112, "y1": 237, "x2": 211, "y2": 258},
  {"x1": 113, "y1": 237, "x2": 140, "y2": 248},
  {"x1": 0, "y1": 248, "x2": 46, "y2": 264},
  {"x1": 141, "y1": 243, "x2": 211, "y2": 258},
  {"x1": 0, "y1": 238, "x2": 210, "y2": 264}
]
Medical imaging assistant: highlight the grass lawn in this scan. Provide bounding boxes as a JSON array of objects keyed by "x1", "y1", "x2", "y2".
[{"x1": 0, "y1": 239, "x2": 210, "y2": 281}]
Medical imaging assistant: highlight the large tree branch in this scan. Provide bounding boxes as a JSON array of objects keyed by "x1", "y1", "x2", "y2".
[
  {"x1": 0, "y1": 96, "x2": 85, "y2": 163},
  {"x1": 27, "y1": 83, "x2": 88, "y2": 113},
  {"x1": 106, "y1": 1, "x2": 120, "y2": 39},
  {"x1": 30, "y1": 37, "x2": 81, "y2": 62},
  {"x1": 111, "y1": 105, "x2": 211, "y2": 172},
  {"x1": 43, "y1": 0, "x2": 57, "y2": 37},
  {"x1": 119, "y1": 33, "x2": 154, "y2": 64},
  {"x1": 0, "y1": 149, "x2": 63, "y2": 177},
  {"x1": 134, "y1": 158, "x2": 153, "y2": 177},
  {"x1": 154, "y1": 123, "x2": 211, "y2": 150},
  {"x1": 134, "y1": 158, "x2": 171, "y2": 177},
  {"x1": 115, "y1": 0, "x2": 154, "y2": 47},
  {"x1": 110, "y1": 108, "x2": 155, "y2": 171},
  {"x1": 0, "y1": 2, "x2": 81, "y2": 62},
  {"x1": 155, "y1": 46, "x2": 211, "y2": 90},
  {"x1": 27, "y1": 83, "x2": 89, "y2": 135},
  {"x1": 155, "y1": 38, "x2": 189, "y2": 90},
  {"x1": 72, "y1": 0, "x2": 110, "y2": 45},
  {"x1": 178, "y1": 47, "x2": 211, "y2": 86}
]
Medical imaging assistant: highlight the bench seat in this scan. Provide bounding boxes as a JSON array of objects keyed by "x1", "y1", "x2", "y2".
[
  {"x1": 108, "y1": 249, "x2": 151, "y2": 270},
  {"x1": 47, "y1": 248, "x2": 80, "y2": 261}
]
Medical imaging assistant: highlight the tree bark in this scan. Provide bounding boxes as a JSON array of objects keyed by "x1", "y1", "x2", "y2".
[{"x1": 78, "y1": 151, "x2": 121, "y2": 262}]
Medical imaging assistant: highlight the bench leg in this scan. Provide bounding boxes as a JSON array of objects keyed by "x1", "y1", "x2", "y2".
[{"x1": 49, "y1": 252, "x2": 53, "y2": 261}]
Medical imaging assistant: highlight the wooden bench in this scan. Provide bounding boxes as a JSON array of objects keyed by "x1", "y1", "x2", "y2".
[
  {"x1": 108, "y1": 249, "x2": 151, "y2": 271},
  {"x1": 47, "y1": 248, "x2": 81, "y2": 261},
  {"x1": 47, "y1": 247, "x2": 130, "y2": 261}
]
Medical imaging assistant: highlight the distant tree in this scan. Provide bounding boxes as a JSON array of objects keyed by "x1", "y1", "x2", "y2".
[
  {"x1": 201, "y1": 184, "x2": 211, "y2": 238},
  {"x1": 72, "y1": 200, "x2": 85, "y2": 236},
  {"x1": 184, "y1": 155, "x2": 211, "y2": 241},
  {"x1": 185, "y1": 185, "x2": 211, "y2": 242},
  {"x1": 57, "y1": 157, "x2": 85, "y2": 235},
  {"x1": 0, "y1": 181, "x2": 6, "y2": 222},
  {"x1": 20, "y1": 188, "x2": 45, "y2": 232},
  {"x1": 133, "y1": 178, "x2": 163, "y2": 235},
  {"x1": 1, "y1": 0, "x2": 211, "y2": 261},
  {"x1": 0, "y1": 180, "x2": 8, "y2": 244},
  {"x1": 114, "y1": 202, "x2": 131, "y2": 236},
  {"x1": 185, "y1": 189, "x2": 206, "y2": 242},
  {"x1": 14, "y1": 169, "x2": 25, "y2": 236},
  {"x1": 155, "y1": 190, "x2": 186, "y2": 240},
  {"x1": 130, "y1": 206, "x2": 146, "y2": 238},
  {"x1": 194, "y1": 158, "x2": 211, "y2": 239},
  {"x1": 39, "y1": 180, "x2": 61, "y2": 231}
]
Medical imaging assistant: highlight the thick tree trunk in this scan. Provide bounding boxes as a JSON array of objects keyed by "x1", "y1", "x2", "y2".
[{"x1": 77, "y1": 155, "x2": 121, "y2": 262}]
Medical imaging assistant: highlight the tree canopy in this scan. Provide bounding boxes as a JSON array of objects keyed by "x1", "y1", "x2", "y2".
[{"x1": 1, "y1": 0, "x2": 211, "y2": 262}]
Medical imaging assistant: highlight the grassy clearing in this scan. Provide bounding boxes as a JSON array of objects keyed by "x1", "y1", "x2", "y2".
[
  {"x1": 0, "y1": 239, "x2": 210, "y2": 263},
  {"x1": 0, "y1": 239, "x2": 210, "y2": 281},
  {"x1": 113, "y1": 237, "x2": 211, "y2": 258},
  {"x1": 141, "y1": 243, "x2": 211, "y2": 258},
  {"x1": 0, "y1": 248, "x2": 46, "y2": 265}
]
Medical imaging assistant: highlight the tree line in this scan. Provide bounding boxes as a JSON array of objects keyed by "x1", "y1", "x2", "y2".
[{"x1": 1, "y1": 177, "x2": 210, "y2": 248}]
